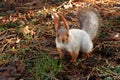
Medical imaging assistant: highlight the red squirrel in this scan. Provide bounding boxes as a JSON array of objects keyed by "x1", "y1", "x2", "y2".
[{"x1": 51, "y1": 8, "x2": 99, "y2": 62}]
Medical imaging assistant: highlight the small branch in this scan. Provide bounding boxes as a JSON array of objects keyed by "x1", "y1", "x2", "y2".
[
  {"x1": 86, "y1": 68, "x2": 95, "y2": 80},
  {"x1": 44, "y1": 73, "x2": 59, "y2": 80},
  {"x1": 102, "y1": 37, "x2": 120, "y2": 41},
  {"x1": 0, "y1": 43, "x2": 8, "y2": 53},
  {"x1": 56, "y1": 1, "x2": 67, "y2": 10},
  {"x1": 0, "y1": 34, "x2": 16, "y2": 41}
]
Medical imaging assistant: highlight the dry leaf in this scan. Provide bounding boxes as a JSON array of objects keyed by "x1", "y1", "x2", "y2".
[
  {"x1": 30, "y1": 29, "x2": 36, "y2": 36},
  {"x1": 16, "y1": 37, "x2": 20, "y2": 43},
  {"x1": 0, "y1": 71, "x2": 10, "y2": 76},
  {"x1": 21, "y1": 25, "x2": 31, "y2": 35},
  {"x1": 43, "y1": 7, "x2": 48, "y2": 17},
  {"x1": 7, "y1": 38, "x2": 15, "y2": 45},
  {"x1": 11, "y1": 46, "x2": 18, "y2": 54},
  {"x1": 114, "y1": 33, "x2": 119, "y2": 38},
  {"x1": 64, "y1": 3, "x2": 73, "y2": 9}
]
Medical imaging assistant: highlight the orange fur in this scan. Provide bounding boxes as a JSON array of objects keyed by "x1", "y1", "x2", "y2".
[
  {"x1": 70, "y1": 52, "x2": 79, "y2": 62},
  {"x1": 57, "y1": 48, "x2": 63, "y2": 58},
  {"x1": 51, "y1": 12, "x2": 60, "y2": 30},
  {"x1": 58, "y1": 13, "x2": 69, "y2": 31},
  {"x1": 57, "y1": 29, "x2": 69, "y2": 43},
  {"x1": 82, "y1": 52, "x2": 91, "y2": 60}
]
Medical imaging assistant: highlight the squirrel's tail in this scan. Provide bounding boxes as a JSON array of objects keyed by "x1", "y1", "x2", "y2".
[{"x1": 78, "y1": 8, "x2": 99, "y2": 40}]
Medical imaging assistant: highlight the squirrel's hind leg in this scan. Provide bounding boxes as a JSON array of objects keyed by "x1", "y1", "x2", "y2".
[{"x1": 70, "y1": 52, "x2": 79, "y2": 62}]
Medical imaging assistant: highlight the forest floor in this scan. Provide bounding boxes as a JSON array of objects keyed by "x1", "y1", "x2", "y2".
[{"x1": 0, "y1": 0, "x2": 120, "y2": 80}]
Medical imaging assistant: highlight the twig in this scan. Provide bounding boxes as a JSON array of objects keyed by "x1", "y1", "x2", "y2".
[
  {"x1": 44, "y1": 73, "x2": 59, "y2": 80},
  {"x1": 102, "y1": 37, "x2": 120, "y2": 41},
  {"x1": 24, "y1": 0, "x2": 41, "y2": 6},
  {"x1": 0, "y1": 43, "x2": 8, "y2": 53},
  {"x1": 0, "y1": 31, "x2": 7, "y2": 40},
  {"x1": 96, "y1": 67, "x2": 118, "y2": 77},
  {"x1": 56, "y1": 1, "x2": 67, "y2": 10},
  {"x1": 0, "y1": 34, "x2": 16, "y2": 41},
  {"x1": 86, "y1": 68, "x2": 95, "y2": 80}
]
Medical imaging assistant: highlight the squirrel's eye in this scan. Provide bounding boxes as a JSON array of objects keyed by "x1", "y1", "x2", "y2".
[
  {"x1": 67, "y1": 34, "x2": 69, "y2": 37},
  {"x1": 57, "y1": 34, "x2": 59, "y2": 37}
]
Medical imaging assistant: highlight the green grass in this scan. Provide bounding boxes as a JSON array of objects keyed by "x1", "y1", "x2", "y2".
[
  {"x1": 99, "y1": 31, "x2": 106, "y2": 38},
  {"x1": 0, "y1": 25, "x2": 5, "y2": 31},
  {"x1": 34, "y1": 52, "x2": 63, "y2": 80},
  {"x1": 96, "y1": 59, "x2": 120, "y2": 80}
]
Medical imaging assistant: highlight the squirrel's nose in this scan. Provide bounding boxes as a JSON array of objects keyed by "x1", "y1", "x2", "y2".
[{"x1": 62, "y1": 39, "x2": 65, "y2": 43}]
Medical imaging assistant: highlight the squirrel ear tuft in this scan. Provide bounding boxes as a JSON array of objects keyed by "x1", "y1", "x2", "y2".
[
  {"x1": 51, "y1": 12, "x2": 60, "y2": 31},
  {"x1": 58, "y1": 13, "x2": 69, "y2": 31}
]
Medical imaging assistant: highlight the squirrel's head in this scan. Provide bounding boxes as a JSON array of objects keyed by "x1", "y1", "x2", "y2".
[{"x1": 51, "y1": 12, "x2": 70, "y2": 44}]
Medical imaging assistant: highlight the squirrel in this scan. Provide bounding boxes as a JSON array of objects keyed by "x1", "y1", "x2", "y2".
[{"x1": 51, "y1": 7, "x2": 99, "y2": 62}]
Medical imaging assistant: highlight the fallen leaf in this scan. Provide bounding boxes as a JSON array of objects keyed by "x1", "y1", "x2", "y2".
[
  {"x1": 20, "y1": 25, "x2": 31, "y2": 35},
  {"x1": 10, "y1": 46, "x2": 18, "y2": 54},
  {"x1": 16, "y1": 37, "x2": 21, "y2": 43}
]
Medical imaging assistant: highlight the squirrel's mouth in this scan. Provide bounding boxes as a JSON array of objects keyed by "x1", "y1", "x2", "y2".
[
  {"x1": 62, "y1": 39, "x2": 69, "y2": 44},
  {"x1": 57, "y1": 38, "x2": 69, "y2": 44}
]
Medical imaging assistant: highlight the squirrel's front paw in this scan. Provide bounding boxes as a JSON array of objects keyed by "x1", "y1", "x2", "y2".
[
  {"x1": 82, "y1": 52, "x2": 92, "y2": 60},
  {"x1": 70, "y1": 59, "x2": 76, "y2": 62},
  {"x1": 57, "y1": 48, "x2": 64, "y2": 58},
  {"x1": 70, "y1": 52, "x2": 78, "y2": 62}
]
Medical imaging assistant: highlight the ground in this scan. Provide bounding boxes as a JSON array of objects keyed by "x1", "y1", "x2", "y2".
[{"x1": 0, "y1": 0, "x2": 120, "y2": 80}]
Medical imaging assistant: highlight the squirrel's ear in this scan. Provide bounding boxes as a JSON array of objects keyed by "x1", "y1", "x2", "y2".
[
  {"x1": 58, "y1": 13, "x2": 69, "y2": 31},
  {"x1": 51, "y1": 12, "x2": 60, "y2": 31}
]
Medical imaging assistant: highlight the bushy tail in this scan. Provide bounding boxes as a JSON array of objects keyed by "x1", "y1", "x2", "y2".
[{"x1": 78, "y1": 8, "x2": 99, "y2": 40}]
